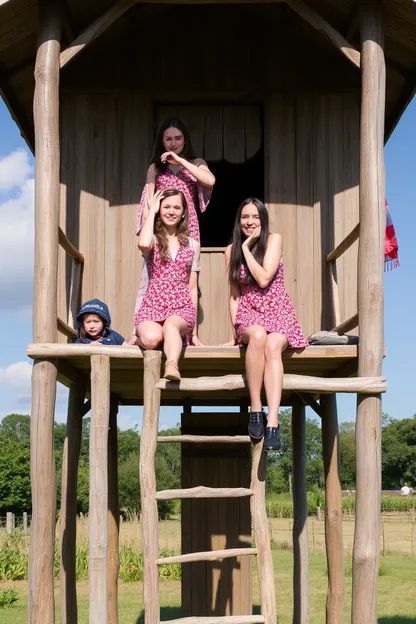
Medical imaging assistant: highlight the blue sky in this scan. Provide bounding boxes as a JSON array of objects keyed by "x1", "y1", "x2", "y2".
[{"x1": 0, "y1": 96, "x2": 415, "y2": 430}]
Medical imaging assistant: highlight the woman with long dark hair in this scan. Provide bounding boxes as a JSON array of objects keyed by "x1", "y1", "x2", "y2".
[
  {"x1": 132, "y1": 119, "x2": 215, "y2": 339},
  {"x1": 132, "y1": 188, "x2": 202, "y2": 379},
  {"x1": 225, "y1": 198, "x2": 308, "y2": 451}
]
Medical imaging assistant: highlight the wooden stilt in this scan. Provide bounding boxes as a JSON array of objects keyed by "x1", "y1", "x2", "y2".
[
  {"x1": 60, "y1": 384, "x2": 86, "y2": 624},
  {"x1": 29, "y1": 359, "x2": 58, "y2": 624},
  {"x1": 292, "y1": 400, "x2": 309, "y2": 624},
  {"x1": 89, "y1": 355, "x2": 111, "y2": 624},
  {"x1": 108, "y1": 395, "x2": 120, "y2": 624},
  {"x1": 140, "y1": 350, "x2": 162, "y2": 624},
  {"x1": 321, "y1": 395, "x2": 344, "y2": 624},
  {"x1": 250, "y1": 442, "x2": 276, "y2": 624},
  {"x1": 29, "y1": 1, "x2": 61, "y2": 622},
  {"x1": 353, "y1": 3, "x2": 386, "y2": 623}
]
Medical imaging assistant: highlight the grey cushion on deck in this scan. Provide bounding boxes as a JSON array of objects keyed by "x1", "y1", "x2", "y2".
[{"x1": 308, "y1": 331, "x2": 359, "y2": 346}]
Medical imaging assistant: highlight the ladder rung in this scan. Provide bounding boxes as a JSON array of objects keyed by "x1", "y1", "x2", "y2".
[
  {"x1": 157, "y1": 547, "x2": 257, "y2": 565},
  {"x1": 155, "y1": 486, "x2": 254, "y2": 500},
  {"x1": 157, "y1": 435, "x2": 251, "y2": 444},
  {"x1": 161, "y1": 618, "x2": 265, "y2": 624}
]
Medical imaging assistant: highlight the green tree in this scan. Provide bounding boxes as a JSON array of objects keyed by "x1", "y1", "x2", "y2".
[
  {"x1": 382, "y1": 415, "x2": 416, "y2": 488},
  {"x1": 339, "y1": 421, "x2": 356, "y2": 488}
]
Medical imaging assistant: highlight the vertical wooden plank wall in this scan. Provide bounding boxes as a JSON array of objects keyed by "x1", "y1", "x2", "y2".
[
  {"x1": 59, "y1": 94, "x2": 153, "y2": 339},
  {"x1": 266, "y1": 92, "x2": 360, "y2": 336}
]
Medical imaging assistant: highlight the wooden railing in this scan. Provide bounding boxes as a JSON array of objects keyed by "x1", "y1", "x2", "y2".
[
  {"x1": 57, "y1": 227, "x2": 84, "y2": 341},
  {"x1": 326, "y1": 224, "x2": 360, "y2": 333}
]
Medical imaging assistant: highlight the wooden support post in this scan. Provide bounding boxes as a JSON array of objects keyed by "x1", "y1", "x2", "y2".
[
  {"x1": 140, "y1": 350, "x2": 162, "y2": 624},
  {"x1": 29, "y1": 2, "x2": 61, "y2": 620},
  {"x1": 321, "y1": 394, "x2": 344, "y2": 624},
  {"x1": 60, "y1": 384, "x2": 85, "y2": 624},
  {"x1": 292, "y1": 400, "x2": 309, "y2": 624},
  {"x1": 23, "y1": 512, "x2": 28, "y2": 534},
  {"x1": 6, "y1": 512, "x2": 13, "y2": 535},
  {"x1": 251, "y1": 441, "x2": 276, "y2": 624},
  {"x1": 108, "y1": 395, "x2": 120, "y2": 624},
  {"x1": 353, "y1": 3, "x2": 386, "y2": 623},
  {"x1": 29, "y1": 360, "x2": 58, "y2": 624},
  {"x1": 90, "y1": 355, "x2": 111, "y2": 624}
]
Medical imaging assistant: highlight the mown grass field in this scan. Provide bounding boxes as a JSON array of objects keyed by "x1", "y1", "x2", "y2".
[{"x1": 1, "y1": 551, "x2": 416, "y2": 623}]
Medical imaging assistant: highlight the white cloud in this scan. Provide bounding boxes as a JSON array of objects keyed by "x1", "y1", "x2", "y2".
[
  {"x1": 0, "y1": 361, "x2": 32, "y2": 403},
  {"x1": 0, "y1": 149, "x2": 34, "y2": 311},
  {"x1": 0, "y1": 360, "x2": 69, "y2": 406},
  {"x1": 0, "y1": 149, "x2": 32, "y2": 192}
]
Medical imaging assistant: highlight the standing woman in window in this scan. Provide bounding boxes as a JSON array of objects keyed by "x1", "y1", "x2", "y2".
[
  {"x1": 225, "y1": 198, "x2": 308, "y2": 451},
  {"x1": 133, "y1": 119, "x2": 216, "y2": 330}
]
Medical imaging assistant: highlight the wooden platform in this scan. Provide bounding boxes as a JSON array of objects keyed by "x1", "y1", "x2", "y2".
[{"x1": 27, "y1": 344, "x2": 360, "y2": 406}]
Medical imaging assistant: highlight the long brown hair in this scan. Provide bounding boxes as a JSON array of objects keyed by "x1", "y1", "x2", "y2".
[
  {"x1": 154, "y1": 189, "x2": 189, "y2": 262},
  {"x1": 229, "y1": 198, "x2": 270, "y2": 287}
]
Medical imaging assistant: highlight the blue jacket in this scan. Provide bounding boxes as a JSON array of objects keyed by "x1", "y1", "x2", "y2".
[{"x1": 75, "y1": 299, "x2": 125, "y2": 345}]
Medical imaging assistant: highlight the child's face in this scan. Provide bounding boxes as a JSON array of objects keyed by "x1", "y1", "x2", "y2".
[{"x1": 83, "y1": 314, "x2": 104, "y2": 339}]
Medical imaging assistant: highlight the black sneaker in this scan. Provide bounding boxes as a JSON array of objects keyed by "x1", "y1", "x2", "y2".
[
  {"x1": 264, "y1": 425, "x2": 282, "y2": 452},
  {"x1": 248, "y1": 410, "x2": 266, "y2": 440}
]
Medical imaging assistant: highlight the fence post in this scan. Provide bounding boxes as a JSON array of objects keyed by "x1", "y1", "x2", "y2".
[
  {"x1": 23, "y1": 512, "x2": 28, "y2": 534},
  {"x1": 6, "y1": 512, "x2": 14, "y2": 535}
]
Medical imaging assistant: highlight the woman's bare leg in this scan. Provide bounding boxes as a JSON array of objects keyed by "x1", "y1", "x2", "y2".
[
  {"x1": 264, "y1": 332, "x2": 288, "y2": 428},
  {"x1": 162, "y1": 315, "x2": 187, "y2": 366},
  {"x1": 242, "y1": 325, "x2": 268, "y2": 412},
  {"x1": 136, "y1": 321, "x2": 164, "y2": 349}
]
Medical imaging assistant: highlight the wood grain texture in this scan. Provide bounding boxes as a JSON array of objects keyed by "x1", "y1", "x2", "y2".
[
  {"x1": 156, "y1": 486, "x2": 254, "y2": 500},
  {"x1": 140, "y1": 351, "x2": 162, "y2": 624},
  {"x1": 353, "y1": 4, "x2": 386, "y2": 623},
  {"x1": 321, "y1": 394, "x2": 344, "y2": 624},
  {"x1": 157, "y1": 548, "x2": 257, "y2": 565},
  {"x1": 60, "y1": 384, "x2": 85, "y2": 624},
  {"x1": 29, "y1": 359, "x2": 58, "y2": 624},
  {"x1": 60, "y1": 0, "x2": 137, "y2": 69},
  {"x1": 292, "y1": 401, "x2": 310, "y2": 624},
  {"x1": 89, "y1": 355, "x2": 110, "y2": 624},
  {"x1": 285, "y1": 0, "x2": 360, "y2": 68},
  {"x1": 108, "y1": 397, "x2": 120, "y2": 624},
  {"x1": 157, "y1": 375, "x2": 386, "y2": 394},
  {"x1": 157, "y1": 435, "x2": 251, "y2": 444},
  {"x1": 30, "y1": 2, "x2": 61, "y2": 620},
  {"x1": 250, "y1": 441, "x2": 276, "y2": 624}
]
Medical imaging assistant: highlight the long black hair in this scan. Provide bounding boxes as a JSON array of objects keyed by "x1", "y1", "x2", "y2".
[
  {"x1": 229, "y1": 198, "x2": 270, "y2": 287},
  {"x1": 151, "y1": 118, "x2": 196, "y2": 174}
]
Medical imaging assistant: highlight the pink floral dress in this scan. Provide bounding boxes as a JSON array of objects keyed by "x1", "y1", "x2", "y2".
[
  {"x1": 134, "y1": 238, "x2": 199, "y2": 346},
  {"x1": 134, "y1": 165, "x2": 211, "y2": 315},
  {"x1": 235, "y1": 264, "x2": 308, "y2": 348}
]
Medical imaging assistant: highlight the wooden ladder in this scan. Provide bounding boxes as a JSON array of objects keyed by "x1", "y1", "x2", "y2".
[{"x1": 140, "y1": 350, "x2": 276, "y2": 624}]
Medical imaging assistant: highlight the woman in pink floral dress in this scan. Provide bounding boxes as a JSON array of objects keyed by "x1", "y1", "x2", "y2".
[
  {"x1": 225, "y1": 198, "x2": 308, "y2": 451},
  {"x1": 133, "y1": 189, "x2": 201, "y2": 381},
  {"x1": 133, "y1": 119, "x2": 215, "y2": 328}
]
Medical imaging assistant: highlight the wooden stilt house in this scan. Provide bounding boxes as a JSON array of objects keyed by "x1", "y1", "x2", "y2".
[{"x1": 1, "y1": 0, "x2": 415, "y2": 622}]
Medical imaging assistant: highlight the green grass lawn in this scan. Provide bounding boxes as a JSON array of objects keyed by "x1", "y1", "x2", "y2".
[{"x1": 1, "y1": 551, "x2": 416, "y2": 623}]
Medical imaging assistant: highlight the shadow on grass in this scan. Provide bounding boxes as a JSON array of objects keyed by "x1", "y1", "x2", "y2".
[
  {"x1": 379, "y1": 619, "x2": 416, "y2": 624},
  {"x1": 136, "y1": 606, "x2": 262, "y2": 623}
]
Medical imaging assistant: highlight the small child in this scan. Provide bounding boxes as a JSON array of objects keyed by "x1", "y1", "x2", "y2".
[{"x1": 75, "y1": 299, "x2": 127, "y2": 345}]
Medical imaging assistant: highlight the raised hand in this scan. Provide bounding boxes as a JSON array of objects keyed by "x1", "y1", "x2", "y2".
[
  {"x1": 242, "y1": 227, "x2": 261, "y2": 250},
  {"x1": 147, "y1": 189, "x2": 164, "y2": 215},
  {"x1": 161, "y1": 151, "x2": 183, "y2": 165}
]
